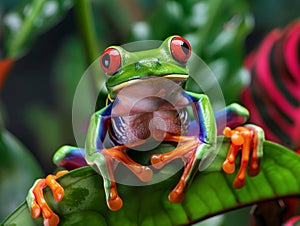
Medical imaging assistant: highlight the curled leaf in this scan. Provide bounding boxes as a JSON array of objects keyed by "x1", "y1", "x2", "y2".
[{"x1": 2, "y1": 138, "x2": 300, "y2": 225}]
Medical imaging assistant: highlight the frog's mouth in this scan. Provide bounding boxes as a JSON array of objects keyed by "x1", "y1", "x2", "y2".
[{"x1": 111, "y1": 74, "x2": 188, "y2": 92}]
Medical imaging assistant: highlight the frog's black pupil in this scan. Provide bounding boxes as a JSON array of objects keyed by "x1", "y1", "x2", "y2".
[
  {"x1": 181, "y1": 42, "x2": 189, "y2": 55},
  {"x1": 102, "y1": 53, "x2": 110, "y2": 68}
]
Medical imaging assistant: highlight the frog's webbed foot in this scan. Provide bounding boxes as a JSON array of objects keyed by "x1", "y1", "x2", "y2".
[
  {"x1": 222, "y1": 124, "x2": 264, "y2": 188},
  {"x1": 150, "y1": 134, "x2": 210, "y2": 203},
  {"x1": 91, "y1": 144, "x2": 153, "y2": 211},
  {"x1": 27, "y1": 170, "x2": 68, "y2": 226}
]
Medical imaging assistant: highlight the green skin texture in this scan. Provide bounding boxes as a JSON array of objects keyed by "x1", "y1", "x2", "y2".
[{"x1": 27, "y1": 36, "x2": 258, "y2": 214}]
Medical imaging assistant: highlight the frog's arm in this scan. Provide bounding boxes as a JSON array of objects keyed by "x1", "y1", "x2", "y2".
[
  {"x1": 84, "y1": 104, "x2": 152, "y2": 210},
  {"x1": 151, "y1": 91, "x2": 218, "y2": 202},
  {"x1": 186, "y1": 91, "x2": 264, "y2": 189},
  {"x1": 84, "y1": 104, "x2": 121, "y2": 208},
  {"x1": 187, "y1": 93, "x2": 264, "y2": 188},
  {"x1": 85, "y1": 103, "x2": 112, "y2": 167},
  {"x1": 186, "y1": 91, "x2": 217, "y2": 145}
]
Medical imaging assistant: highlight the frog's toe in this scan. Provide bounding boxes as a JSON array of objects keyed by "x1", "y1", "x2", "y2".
[
  {"x1": 46, "y1": 174, "x2": 65, "y2": 202},
  {"x1": 43, "y1": 213, "x2": 60, "y2": 226},
  {"x1": 222, "y1": 143, "x2": 240, "y2": 174},
  {"x1": 150, "y1": 153, "x2": 167, "y2": 169},
  {"x1": 107, "y1": 194, "x2": 123, "y2": 211},
  {"x1": 30, "y1": 198, "x2": 41, "y2": 218},
  {"x1": 168, "y1": 181, "x2": 185, "y2": 203},
  {"x1": 138, "y1": 166, "x2": 153, "y2": 182}
]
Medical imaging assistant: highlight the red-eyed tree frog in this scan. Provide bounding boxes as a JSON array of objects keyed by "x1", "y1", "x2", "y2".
[{"x1": 26, "y1": 36, "x2": 264, "y2": 226}]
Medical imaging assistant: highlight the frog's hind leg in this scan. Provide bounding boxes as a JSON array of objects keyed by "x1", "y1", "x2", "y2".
[
  {"x1": 151, "y1": 93, "x2": 217, "y2": 204},
  {"x1": 151, "y1": 134, "x2": 212, "y2": 203},
  {"x1": 27, "y1": 146, "x2": 87, "y2": 226},
  {"x1": 53, "y1": 145, "x2": 87, "y2": 169},
  {"x1": 214, "y1": 103, "x2": 249, "y2": 134},
  {"x1": 87, "y1": 142, "x2": 153, "y2": 211}
]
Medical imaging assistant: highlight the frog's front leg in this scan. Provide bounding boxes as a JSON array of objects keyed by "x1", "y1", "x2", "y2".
[
  {"x1": 213, "y1": 102, "x2": 264, "y2": 188},
  {"x1": 85, "y1": 105, "x2": 153, "y2": 211},
  {"x1": 27, "y1": 170, "x2": 69, "y2": 226},
  {"x1": 151, "y1": 93, "x2": 217, "y2": 203},
  {"x1": 27, "y1": 146, "x2": 87, "y2": 226}
]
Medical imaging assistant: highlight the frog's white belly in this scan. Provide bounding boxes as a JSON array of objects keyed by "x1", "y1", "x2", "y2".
[
  {"x1": 110, "y1": 108, "x2": 190, "y2": 145},
  {"x1": 109, "y1": 77, "x2": 192, "y2": 145}
]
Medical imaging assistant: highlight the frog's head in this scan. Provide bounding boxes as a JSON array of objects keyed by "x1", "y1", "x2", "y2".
[{"x1": 100, "y1": 35, "x2": 192, "y2": 100}]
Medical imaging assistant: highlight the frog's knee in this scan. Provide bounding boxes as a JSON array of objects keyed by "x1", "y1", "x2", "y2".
[
  {"x1": 224, "y1": 103, "x2": 249, "y2": 128},
  {"x1": 53, "y1": 146, "x2": 86, "y2": 169},
  {"x1": 228, "y1": 103, "x2": 249, "y2": 118}
]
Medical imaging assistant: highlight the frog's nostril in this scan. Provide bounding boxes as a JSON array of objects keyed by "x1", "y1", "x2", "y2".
[
  {"x1": 135, "y1": 62, "x2": 141, "y2": 71},
  {"x1": 152, "y1": 58, "x2": 161, "y2": 67}
]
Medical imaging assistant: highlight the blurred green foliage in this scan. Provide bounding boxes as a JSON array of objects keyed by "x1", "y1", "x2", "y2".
[
  {"x1": 0, "y1": 128, "x2": 43, "y2": 221},
  {"x1": 0, "y1": 0, "x2": 299, "y2": 225},
  {"x1": 2, "y1": 0, "x2": 74, "y2": 58}
]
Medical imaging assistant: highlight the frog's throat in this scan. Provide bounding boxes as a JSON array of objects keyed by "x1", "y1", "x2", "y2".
[{"x1": 110, "y1": 74, "x2": 188, "y2": 92}]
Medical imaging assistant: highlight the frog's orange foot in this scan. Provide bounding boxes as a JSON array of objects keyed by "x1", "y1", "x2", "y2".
[
  {"x1": 150, "y1": 134, "x2": 201, "y2": 204},
  {"x1": 222, "y1": 125, "x2": 264, "y2": 189},
  {"x1": 27, "y1": 170, "x2": 68, "y2": 226},
  {"x1": 101, "y1": 146, "x2": 153, "y2": 211}
]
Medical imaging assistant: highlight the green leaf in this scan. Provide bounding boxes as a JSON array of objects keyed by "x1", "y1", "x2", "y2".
[
  {"x1": 2, "y1": 0, "x2": 74, "y2": 58},
  {"x1": 2, "y1": 138, "x2": 300, "y2": 226}
]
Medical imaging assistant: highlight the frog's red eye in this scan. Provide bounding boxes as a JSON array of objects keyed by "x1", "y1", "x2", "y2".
[
  {"x1": 170, "y1": 36, "x2": 191, "y2": 64},
  {"x1": 100, "y1": 47, "x2": 121, "y2": 75}
]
